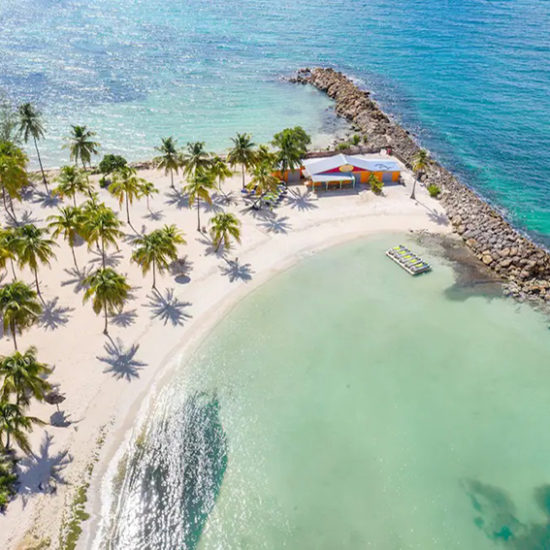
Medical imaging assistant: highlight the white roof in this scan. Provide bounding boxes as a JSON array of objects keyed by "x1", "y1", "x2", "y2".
[
  {"x1": 303, "y1": 154, "x2": 400, "y2": 175},
  {"x1": 311, "y1": 174, "x2": 354, "y2": 182}
]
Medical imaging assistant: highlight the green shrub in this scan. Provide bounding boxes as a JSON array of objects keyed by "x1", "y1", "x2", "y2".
[
  {"x1": 427, "y1": 183, "x2": 441, "y2": 198},
  {"x1": 336, "y1": 141, "x2": 350, "y2": 151},
  {"x1": 0, "y1": 454, "x2": 17, "y2": 512},
  {"x1": 362, "y1": 135, "x2": 369, "y2": 144},
  {"x1": 98, "y1": 154, "x2": 127, "y2": 187},
  {"x1": 368, "y1": 174, "x2": 384, "y2": 195},
  {"x1": 351, "y1": 134, "x2": 361, "y2": 146}
]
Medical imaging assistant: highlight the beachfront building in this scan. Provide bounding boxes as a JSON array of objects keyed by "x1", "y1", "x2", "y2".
[{"x1": 302, "y1": 154, "x2": 401, "y2": 191}]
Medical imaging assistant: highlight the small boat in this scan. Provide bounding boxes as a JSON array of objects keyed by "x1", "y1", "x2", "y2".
[{"x1": 386, "y1": 245, "x2": 431, "y2": 275}]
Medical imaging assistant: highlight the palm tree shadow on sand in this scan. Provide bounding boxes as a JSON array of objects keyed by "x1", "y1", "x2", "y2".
[
  {"x1": 61, "y1": 265, "x2": 94, "y2": 293},
  {"x1": 110, "y1": 309, "x2": 138, "y2": 328},
  {"x1": 39, "y1": 296, "x2": 74, "y2": 330},
  {"x1": 258, "y1": 215, "x2": 291, "y2": 234},
  {"x1": 146, "y1": 288, "x2": 192, "y2": 326},
  {"x1": 31, "y1": 190, "x2": 61, "y2": 209},
  {"x1": 97, "y1": 337, "x2": 146, "y2": 381},
  {"x1": 285, "y1": 189, "x2": 318, "y2": 211},
  {"x1": 219, "y1": 258, "x2": 254, "y2": 282},
  {"x1": 164, "y1": 188, "x2": 190, "y2": 210},
  {"x1": 17, "y1": 432, "x2": 73, "y2": 505},
  {"x1": 463, "y1": 478, "x2": 550, "y2": 548}
]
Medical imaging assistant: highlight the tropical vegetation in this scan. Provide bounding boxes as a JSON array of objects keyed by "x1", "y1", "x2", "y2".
[
  {"x1": 83, "y1": 268, "x2": 130, "y2": 335},
  {"x1": 210, "y1": 212, "x2": 241, "y2": 252}
]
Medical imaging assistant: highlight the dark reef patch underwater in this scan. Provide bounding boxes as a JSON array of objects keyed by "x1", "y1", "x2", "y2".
[{"x1": 465, "y1": 479, "x2": 550, "y2": 549}]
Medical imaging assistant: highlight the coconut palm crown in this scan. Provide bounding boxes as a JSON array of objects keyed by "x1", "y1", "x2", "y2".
[
  {"x1": 66, "y1": 125, "x2": 99, "y2": 169},
  {"x1": 83, "y1": 268, "x2": 130, "y2": 335},
  {"x1": 0, "y1": 281, "x2": 42, "y2": 350},
  {"x1": 17, "y1": 103, "x2": 48, "y2": 191},
  {"x1": 227, "y1": 133, "x2": 256, "y2": 188},
  {"x1": 210, "y1": 212, "x2": 241, "y2": 252}
]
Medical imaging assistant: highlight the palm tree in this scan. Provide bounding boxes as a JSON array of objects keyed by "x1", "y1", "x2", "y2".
[
  {"x1": 65, "y1": 125, "x2": 99, "y2": 171},
  {"x1": 108, "y1": 166, "x2": 145, "y2": 225},
  {"x1": 53, "y1": 165, "x2": 90, "y2": 206},
  {"x1": 0, "y1": 281, "x2": 42, "y2": 350},
  {"x1": 255, "y1": 144, "x2": 277, "y2": 167},
  {"x1": 184, "y1": 169, "x2": 214, "y2": 231},
  {"x1": 0, "y1": 140, "x2": 28, "y2": 221},
  {"x1": 15, "y1": 224, "x2": 57, "y2": 298},
  {"x1": 153, "y1": 137, "x2": 180, "y2": 190},
  {"x1": 47, "y1": 206, "x2": 83, "y2": 269},
  {"x1": 83, "y1": 268, "x2": 130, "y2": 335},
  {"x1": 0, "y1": 400, "x2": 43, "y2": 454},
  {"x1": 139, "y1": 180, "x2": 158, "y2": 211},
  {"x1": 247, "y1": 161, "x2": 279, "y2": 206},
  {"x1": 181, "y1": 141, "x2": 212, "y2": 184},
  {"x1": 0, "y1": 347, "x2": 52, "y2": 406},
  {"x1": 132, "y1": 226, "x2": 185, "y2": 289},
  {"x1": 411, "y1": 149, "x2": 430, "y2": 200},
  {"x1": 272, "y1": 127, "x2": 310, "y2": 182},
  {"x1": 210, "y1": 212, "x2": 241, "y2": 252},
  {"x1": 227, "y1": 133, "x2": 256, "y2": 188},
  {"x1": 17, "y1": 103, "x2": 48, "y2": 192},
  {"x1": 209, "y1": 156, "x2": 233, "y2": 199},
  {"x1": 161, "y1": 224, "x2": 186, "y2": 254},
  {"x1": 0, "y1": 228, "x2": 17, "y2": 279},
  {"x1": 81, "y1": 204, "x2": 122, "y2": 268}
]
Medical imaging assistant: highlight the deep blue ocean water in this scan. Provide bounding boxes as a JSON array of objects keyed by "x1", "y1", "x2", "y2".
[{"x1": 1, "y1": 0, "x2": 549, "y2": 240}]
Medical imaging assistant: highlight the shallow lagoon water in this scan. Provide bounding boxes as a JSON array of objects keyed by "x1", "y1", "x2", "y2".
[{"x1": 98, "y1": 236, "x2": 550, "y2": 549}]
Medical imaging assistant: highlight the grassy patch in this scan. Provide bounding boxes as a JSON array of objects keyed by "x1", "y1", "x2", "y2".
[{"x1": 58, "y1": 425, "x2": 107, "y2": 550}]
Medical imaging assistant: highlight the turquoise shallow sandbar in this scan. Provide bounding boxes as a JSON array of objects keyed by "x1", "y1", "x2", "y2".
[{"x1": 103, "y1": 236, "x2": 550, "y2": 549}]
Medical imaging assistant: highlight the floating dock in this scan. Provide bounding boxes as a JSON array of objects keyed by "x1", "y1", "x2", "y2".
[{"x1": 386, "y1": 245, "x2": 431, "y2": 275}]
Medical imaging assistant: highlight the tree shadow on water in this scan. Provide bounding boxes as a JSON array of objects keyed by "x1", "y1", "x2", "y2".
[
  {"x1": 463, "y1": 478, "x2": 550, "y2": 548},
  {"x1": 97, "y1": 338, "x2": 146, "y2": 381}
]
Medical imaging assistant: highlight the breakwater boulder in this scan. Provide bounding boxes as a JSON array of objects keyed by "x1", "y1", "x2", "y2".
[{"x1": 293, "y1": 67, "x2": 550, "y2": 303}]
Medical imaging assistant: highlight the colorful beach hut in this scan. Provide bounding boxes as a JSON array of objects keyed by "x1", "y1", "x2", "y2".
[{"x1": 302, "y1": 154, "x2": 401, "y2": 190}]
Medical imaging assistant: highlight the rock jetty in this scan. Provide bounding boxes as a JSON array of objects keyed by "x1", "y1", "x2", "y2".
[{"x1": 292, "y1": 67, "x2": 550, "y2": 302}]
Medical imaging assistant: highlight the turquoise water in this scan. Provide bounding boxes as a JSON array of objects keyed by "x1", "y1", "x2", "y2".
[
  {"x1": 1, "y1": 1, "x2": 550, "y2": 241},
  {"x1": 98, "y1": 236, "x2": 550, "y2": 549}
]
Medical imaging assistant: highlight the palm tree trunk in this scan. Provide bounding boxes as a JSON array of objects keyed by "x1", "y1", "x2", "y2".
[
  {"x1": 125, "y1": 193, "x2": 131, "y2": 224},
  {"x1": 103, "y1": 304, "x2": 108, "y2": 335},
  {"x1": 102, "y1": 238, "x2": 106, "y2": 269},
  {"x1": 2, "y1": 188, "x2": 16, "y2": 223},
  {"x1": 241, "y1": 165, "x2": 245, "y2": 188},
  {"x1": 34, "y1": 137, "x2": 48, "y2": 192},
  {"x1": 10, "y1": 320, "x2": 17, "y2": 351},
  {"x1": 33, "y1": 267, "x2": 43, "y2": 300},
  {"x1": 410, "y1": 177, "x2": 417, "y2": 200},
  {"x1": 72, "y1": 194, "x2": 77, "y2": 208},
  {"x1": 71, "y1": 245, "x2": 79, "y2": 270},
  {"x1": 196, "y1": 196, "x2": 201, "y2": 231},
  {"x1": 10, "y1": 258, "x2": 16, "y2": 280},
  {"x1": 152, "y1": 258, "x2": 157, "y2": 290},
  {"x1": 146, "y1": 195, "x2": 150, "y2": 211},
  {"x1": 170, "y1": 169, "x2": 175, "y2": 190},
  {"x1": 5, "y1": 431, "x2": 10, "y2": 452}
]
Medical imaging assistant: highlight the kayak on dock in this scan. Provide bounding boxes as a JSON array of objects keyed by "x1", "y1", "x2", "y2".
[{"x1": 386, "y1": 245, "x2": 431, "y2": 275}]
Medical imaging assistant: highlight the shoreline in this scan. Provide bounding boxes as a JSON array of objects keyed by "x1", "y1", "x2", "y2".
[
  {"x1": 84, "y1": 225, "x2": 435, "y2": 548},
  {"x1": 1, "y1": 158, "x2": 450, "y2": 548},
  {"x1": 292, "y1": 67, "x2": 550, "y2": 305}
]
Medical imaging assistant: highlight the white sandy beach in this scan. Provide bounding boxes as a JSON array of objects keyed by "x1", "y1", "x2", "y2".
[{"x1": 0, "y1": 156, "x2": 450, "y2": 549}]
